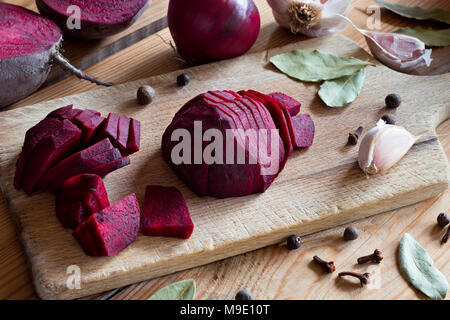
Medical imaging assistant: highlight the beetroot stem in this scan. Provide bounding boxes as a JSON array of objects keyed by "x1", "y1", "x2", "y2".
[{"x1": 52, "y1": 51, "x2": 113, "y2": 87}]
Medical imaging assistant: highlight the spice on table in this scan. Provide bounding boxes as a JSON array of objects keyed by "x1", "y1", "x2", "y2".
[
  {"x1": 343, "y1": 226, "x2": 359, "y2": 240},
  {"x1": 437, "y1": 213, "x2": 449, "y2": 227},
  {"x1": 442, "y1": 226, "x2": 450, "y2": 244},
  {"x1": 357, "y1": 249, "x2": 383, "y2": 264},
  {"x1": 137, "y1": 85, "x2": 155, "y2": 105},
  {"x1": 177, "y1": 73, "x2": 190, "y2": 87},
  {"x1": 338, "y1": 271, "x2": 370, "y2": 287},
  {"x1": 381, "y1": 114, "x2": 396, "y2": 125},
  {"x1": 385, "y1": 93, "x2": 401, "y2": 109},
  {"x1": 286, "y1": 234, "x2": 302, "y2": 250},
  {"x1": 313, "y1": 255, "x2": 336, "y2": 273},
  {"x1": 348, "y1": 126, "x2": 363, "y2": 145},
  {"x1": 235, "y1": 289, "x2": 253, "y2": 300}
]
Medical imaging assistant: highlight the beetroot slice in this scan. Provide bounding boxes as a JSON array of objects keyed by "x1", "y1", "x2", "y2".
[
  {"x1": 268, "y1": 92, "x2": 301, "y2": 117},
  {"x1": 73, "y1": 193, "x2": 140, "y2": 256},
  {"x1": 14, "y1": 117, "x2": 61, "y2": 190},
  {"x1": 73, "y1": 109, "x2": 105, "y2": 145},
  {"x1": 36, "y1": 0, "x2": 150, "y2": 39},
  {"x1": 95, "y1": 112, "x2": 119, "y2": 142},
  {"x1": 142, "y1": 186, "x2": 193, "y2": 239},
  {"x1": 22, "y1": 120, "x2": 81, "y2": 194},
  {"x1": 117, "y1": 116, "x2": 131, "y2": 152},
  {"x1": 38, "y1": 138, "x2": 114, "y2": 192},
  {"x1": 88, "y1": 157, "x2": 131, "y2": 178},
  {"x1": 56, "y1": 174, "x2": 109, "y2": 229},
  {"x1": 125, "y1": 119, "x2": 141, "y2": 155},
  {"x1": 46, "y1": 105, "x2": 82, "y2": 121},
  {"x1": 291, "y1": 114, "x2": 315, "y2": 148}
]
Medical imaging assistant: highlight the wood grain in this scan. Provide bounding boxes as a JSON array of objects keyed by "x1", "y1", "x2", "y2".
[
  {"x1": 0, "y1": 35, "x2": 449, "y2": 299},
  {"x1": 0, "y1": 0, "x2": 449, "y2": 300}
]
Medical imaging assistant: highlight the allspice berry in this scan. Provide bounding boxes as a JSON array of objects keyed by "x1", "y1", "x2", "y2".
[
  {"x1": 137, "y1": 85, "x2": 155, "y2": 105},
  {"x1": 177, "y1": 73, "x2": 190, "y2": 87},
  {"x1": 286, "y1": 234, "x2": 302, "y2": 250},
  {"x1": 343, "y1": 226, "x2": 359, "y2": 241},
  {"x1": 437, "y1": 213, "x2": 450, "y2": 227},
  {"x1": 385, "y1": 93, "x2": 401, "y2": 109},
  {"x1": 235, "y1": 290, "x2": 253, "y2": 300}
]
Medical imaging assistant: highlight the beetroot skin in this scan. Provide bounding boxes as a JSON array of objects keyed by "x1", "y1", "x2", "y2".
[
  {"x1": 36, "y1": 0, "x2": 150, "y2": 39},
  {"x1": 162, "y1": 90, "x2": 315, "y2": 198},
  {"x1": 56, "y1": 174, "x2": 109, "y2": 229},
  {"x1": 0, "y1": 3, "x2": 111, "y2": 108},
  {"x1": 141, "y1": 186, "x2": 194, "y2": 239},
  {"x1": 73, "y1": 193, "x2": 140, "y2": 256}
]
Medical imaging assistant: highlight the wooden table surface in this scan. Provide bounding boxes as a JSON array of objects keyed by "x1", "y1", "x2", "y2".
[{"x1": 1, "y1": 0, "x2": 449, "y2": 300}]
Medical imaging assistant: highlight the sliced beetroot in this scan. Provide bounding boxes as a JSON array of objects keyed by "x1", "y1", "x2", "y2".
[
  {"x1": 43, "y1": 148, "x2": 122, "y2": 193},
  {"x1": 88, "y1": 157, "x2": 131, "y2": 178},
  {"x1": 291, "y1": 114, "x2": 315, "y2": 148},
  {"x1": 46, "y1": 105, "x2": 82, "y2": 121},
  {"x1": 117, "y1": 116, "x2": 131, "y2": 152},
  {"x1": 95, "y1": 113, "x2": 119, "y2": 142},
  {"x1": 22, "y1": 120, "x2": 81, "y2": 194},
  {"x1": 56, "y1": 174, "x2": 109, "y2": 229},
  {"x1": 268, "y1": 92, "x2": 301, "y2": 117},
  {"x1": 0, "y1": 3, "x2": 112, "y2": 108},
  {"x1": 14, "y1": 117, "x2": 61, "y2": 190},
  {"x1": 73, "y1": 109, "x2": 105, "y2": 145},
  {"x1": 36, "y1": 0, "x2": 150, "y2": 39},
  {"x1": 38, "y1": 138, "x2": 114, "y2": 192},
  {"x1": 73, "y1": 193, "x2": 140, "y2": 256},
  {"x1": 125, "y1": 119, "x2": 141, "y2": 155},
  {"x1": 142, "y1": 186, "x2": 194, "y2": 239}
]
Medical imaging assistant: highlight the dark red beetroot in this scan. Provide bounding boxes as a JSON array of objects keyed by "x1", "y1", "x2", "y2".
[
  {"x1": 0, "y1": 3, "x2": 112, "y2": 108},
  {"x1": 126, "y1": 119, "x2": 141, "y2": 155},
  {"x1": 268, "y1": 92, "x2": 301, "y2": 117},
  {"x1": 291, "y1": 114, "x2": 315, "y2": 148},
  {"x1": 36, "y1": 0, "x2": 150, "y2": 39},
  {"x1": 56, "y1": 174, "x2": 109, "y2": 229},
  {"x1": 73, "y1": 193, "x2": 140, "y2": 256},
  {"x1": 73, "y1": 109, "x2": 105, "y2": 145},
  {"x1": 168, "y1": 0, "x2": 260, "y2": 63},
  {"x1": 46, "y1": 105, "x2": 81, "y2": 121},
  {"x1": 14, "y1": 117, "x2": 61, "y2": 190},
  {"x1": 88, "y1": 156, "x2": 131, "y2": 178},
  {"x1": 141, "y1": 186, "x2": 193, "y2": 239},
  {"x1": 22, "y1": 119, "x2": 81, "y2": 194}
]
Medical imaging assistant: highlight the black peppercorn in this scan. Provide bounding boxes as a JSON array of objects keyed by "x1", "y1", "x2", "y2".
[
  {"x1": 286, "y1": 234, "x2": 302, "y2": 250},
  {"x1": 385, "y1": 93, "x2": 401, "y2": 109},
  {"x1": 235, "y1": 289, "x2": 253, "y2": 300},
  {"x1": 437, "y1": 213, "x2": 450, "y2": 227},
  {"x1": 177, "y1": 73, "x2": 190, "y2": 86},
  {"x1": 381, "y1": 114, "x2": 396, "y2": 125},
  {"x1": 343, "y1": 226, "x2": 359, "y2": 241}
]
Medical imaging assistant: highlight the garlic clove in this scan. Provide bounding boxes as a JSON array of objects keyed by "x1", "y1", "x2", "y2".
[{"x1": 358, "y1": 120, "x2": 417, "y2": 175}]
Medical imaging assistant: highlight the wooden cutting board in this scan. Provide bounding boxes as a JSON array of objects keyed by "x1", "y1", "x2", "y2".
[{"x1": 0, "y1": 35, "x2": 448, "y2": 299}]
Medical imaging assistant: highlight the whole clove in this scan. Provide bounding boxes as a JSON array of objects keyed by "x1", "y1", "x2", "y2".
[
  {"x1": 338, "y1": 271, "x2": 370, "y2": 287},
  {"x1": 348, "y1": 126, "x2": 363, "y2": 145},
  {"x1": 442, "y1": 226, "x2": 450, "y2": 244},
  {"x1": 357, "y1": 249, "x2": 383, "y2": 264},
  {"x1": 381, "y1": 114, "x2": 396, "y2": 125},
  {"x1": 313, "y1": 255, "x2": 336, "y2": 273}
]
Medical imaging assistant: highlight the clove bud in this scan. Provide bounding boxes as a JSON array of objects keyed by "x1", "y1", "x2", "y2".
[
  {"x1": 348, "y1": 126, "x2": 363, "y2": 145},
  {"x1": 358, "y1": 120, "x2": 417, "y2": 175}
]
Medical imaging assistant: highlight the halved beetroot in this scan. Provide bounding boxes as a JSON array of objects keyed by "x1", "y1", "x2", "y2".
[
  {"x1": 268, "y1": 92, "x2": 301, "y2": 117},
  {"x1": 46, "y1": 105, "x2": 82, "y2": 121},
  {"x1": 291, "y1": 114, "x2": 315, "y2": 148},
  {"x1": 22, "y1": 119, "x2": 81, "y2": 194},
  {"x1": 126, "y1": 119, "x2": 141, "y2": 155},
  {"x1": 14, "y1": 117, "x2": 61, "y2": 190},
  {"x1": 73, "y1": 193, "x2": 140, "y2": 256},
  {"x1": 73, "y1": 109, "x2": 105, "y2": 145},
  {"x1": 38, "y1": 138, "x2": 114, "y2": 192},
  {"x1": 141, "y1": 186, "x2": 193, "y2": 239},
  {"x1": 56, "y1": 174, "x2": 109, "y2": 229}
]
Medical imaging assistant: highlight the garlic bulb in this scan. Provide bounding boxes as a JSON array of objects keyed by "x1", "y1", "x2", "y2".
[
  {"x1": 358, "y1": 120, "x2": 417, "y2": 175},
  {"x1": 267, "y1": 0, "x2": 351, "y2": 37}
]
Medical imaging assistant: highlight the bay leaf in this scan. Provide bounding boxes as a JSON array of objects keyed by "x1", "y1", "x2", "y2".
[
  {"x1": 270, "y1": 49, "x2": 371, "y2": 82},
  {"x1": 394, "y1": 27, "x2": 450, "y2": 47},
  {"x1": 375, "y1": 0, "x2": 450, "y2": 25},
  {"x1": 398, "y1": 233, "x2": 448, "y2": 300},
  {"x1": 318, "y1": 69, "x2": 366, "y2": 107},
  {"x1": 148, "y1": 279, "x2": 196, "y2": 300}
]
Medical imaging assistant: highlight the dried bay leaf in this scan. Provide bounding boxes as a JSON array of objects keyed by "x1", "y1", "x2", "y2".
[
  {"x1": 148, "y1": 279, "x2": 196, "y2": 300},
  {"x1": 398, "y1": 233, "x2": 448, "y2": 300},
  {"x1": 375, "y1": 0, "x2": 450, "y2": 25},
  {"x1": 394, "y1": 27, "x2": 450, "y2": 47},
  {"x1": 318, "y1": 69, "x2": 366, "y2": 107},
  {"x1": 270, "y1": 49, "x2": 371, "y2": 82}
]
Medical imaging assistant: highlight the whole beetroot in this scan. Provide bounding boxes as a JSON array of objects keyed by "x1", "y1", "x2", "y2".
[{"x1": 0, "y1": 3, "x2": 112, "y2": 108}]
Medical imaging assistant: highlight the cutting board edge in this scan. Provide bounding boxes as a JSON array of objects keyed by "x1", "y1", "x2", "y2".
[{"x1": 31, "y1": 177, "x2": 449, "y2": 300}]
